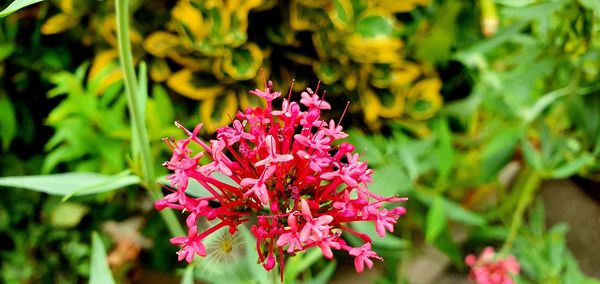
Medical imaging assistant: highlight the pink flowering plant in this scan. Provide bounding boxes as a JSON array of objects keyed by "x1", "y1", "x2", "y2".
[
  {"x1": 465, "y1": 247, "x2": 520, "y2": 284},
  {"x1": 155, "y1": 81, "x2": 407, "y2": 277}
]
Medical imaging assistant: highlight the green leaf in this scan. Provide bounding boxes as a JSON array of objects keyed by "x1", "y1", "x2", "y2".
[
  {"x1": 413, "y1": 0, "x2": 462, "y2": 64},
  {"x1": 521, "y1": 138, "x2": 543, "y2": 172},
  {"x1": 0, "y1": 43, "x2": 16, "y2": 61},
  {"x1": 0, "y1": 0, "x2": 44, "y2": 18},
  {"x1": 425, "y1": 196, "x2": 445, "y2": 243},
  {"x1": 50, "y1": 202, "x2": 89, "y2": 228},
  {"x1": 180, "y1": 264, "x2": 194, "y2": 284},
  {"x1": 454, "y1": 23, "x2": 526, "y2": 67},
  {"x1": 0, "y1": 171, "x2": 140, "y2": 198},
  {"x1": 90, "y1": 232, "x2": 116, "y2": 284},
  {"x1": 346, "y1": 130, "x2": 384, "y2": 164},
  {"x1": 415, "y1": 191, "x2": 486, "y2": 226},
  {"x1": 435, "y1": 118, "x2": 454, "y2": 187},
  {"x1": 522, "y1": 87, "x2": 571, "y2": 124},
  {"x1": 285, "y1": 248, "x2": 323, "y2": 284},
  {"x1": 356, "y1": 15, "x2": 393, "y2": 38},
  {"x1": 131, "y1": 62, "x2": 148, "y2": 161},
  {"x1": 549, "y1": 154, "x2": 593, "y2": 179},
  {"x1": 151, "y1": 84, "x2": 174, "y2": 127},
  {"x1": 308, "y1": 260, "x2": 336, "y2": 284},
  {"x1": 580, "y1": 0, "x2": 600, "y2": 15},
  {"x1": 240, "y1": 225, "x2": 269, "y2": 283},
  {"x1": 481, "y1": 127, "x2": 521, "y2": 181},
  {"x1": 369, "y1": 164, "x2": 412, "y2": 196},
  {"x1": 529, "y1": 200, "x2": 545, "y2": 237},
  {"x1": 0, "y1": 95, "x2": 17, "y2": 151},
  {"x1": 468, "y1": 225, "x2": 509, "y2": 242}
]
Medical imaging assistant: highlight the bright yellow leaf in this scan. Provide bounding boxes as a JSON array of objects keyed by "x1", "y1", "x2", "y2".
[
  {"x1": 41, "y1": 13, "x2": 79, "y2": 35},
  {"x1": 200, "y1": 91, "x2": 238, "y2": 133},
  {"x1": 150, "y1": 58, "x2": 172, "y2": 82},
  {"x1": 221, "y1": 43, "x2": 263, "y2": 80},
  {"x1": 406, "y1": 78, "x2": 443, "y2": 120},
  {"x1": 173, "y1": 0, "x2": 208, "y2": 44},
  {"x1": 167, "y1": 69, "x2": 224, "y2": 100},
  {"x1": 143, "y1": 31, "x2": 181, "y2": 58}
]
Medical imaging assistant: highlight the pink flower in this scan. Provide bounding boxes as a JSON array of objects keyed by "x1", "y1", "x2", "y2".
[
  {"x1": 323, "y1": 119, "x2": 348, "y2": 139},
  {"x1": 255, "y1": 135, "x2": 294, "y2": 168},
  {"x1": 250, "y1": 80, "x2": 281, "y2": 102},
  {"x1": 217, "y1": 120, "x2": 254, "y2": 145},
  {"x1": 298, "y1": 199, "x2": 334, "y2": 242},
  {"x1": 276, "y1": 214, "x2": 303, "y2": 253},
  {"x1": 349, "y1": 243, "x2": 382, "y2": 273},
  {"x1": 170, "y1": 226, "x2": 206, "y2": 262},
  {"x1": 155, "y1": 80, "x2": 407, "y2": 276},
  {"x1": 294, "y1": 130, "x2": 332, "y2": 151},
  {"x1": 241, "y1": 175, "x2": 270, "y2": 205},
  {"x1": 465, "y1": 247, "x2": 520, "y2": 284},
  {"x1": 300, "y1": 89, "x2": 331, "y2": 109}
]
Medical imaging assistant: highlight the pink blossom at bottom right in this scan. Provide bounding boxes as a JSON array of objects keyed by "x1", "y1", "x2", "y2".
[{"x1": 465, "y1": 247, "x2": 520, "y2": 284}]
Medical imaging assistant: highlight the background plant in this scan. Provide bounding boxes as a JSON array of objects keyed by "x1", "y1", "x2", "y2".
[{"x1": 0, "y1": 0, "x2": 599, "y2": 283}]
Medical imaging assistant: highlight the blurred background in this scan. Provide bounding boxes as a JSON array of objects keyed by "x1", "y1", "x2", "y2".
[{"x1": 0, "y1": 0, "x2": 599, "y2": 283}]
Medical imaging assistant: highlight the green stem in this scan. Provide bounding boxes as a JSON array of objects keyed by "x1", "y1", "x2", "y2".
[
  {"x1": 115, "y1": 0, "x2": 184, "y2": 237},
  {"x1": 500, "y1": 167, "x2": 540, "y2": 254}
]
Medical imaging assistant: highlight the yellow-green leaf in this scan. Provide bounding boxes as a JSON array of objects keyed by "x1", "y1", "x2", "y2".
[{"x1": 50, "y1": 202, "x2": 89, "y2": 228}]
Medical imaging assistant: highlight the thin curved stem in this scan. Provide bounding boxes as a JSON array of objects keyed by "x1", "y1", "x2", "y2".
[
  {"x1": 115, "y1": 0, "x2": 184, "y2": 237},
  {"x1": 500, "y1": 167, "x2": 540, "y2": 254}
]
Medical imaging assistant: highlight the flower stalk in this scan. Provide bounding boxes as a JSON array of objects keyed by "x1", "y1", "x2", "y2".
[{"x1": 115, "y1": 0, "x2": 184, "y2": 237}]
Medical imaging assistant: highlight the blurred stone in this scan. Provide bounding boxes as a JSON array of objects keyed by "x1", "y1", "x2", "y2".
[
  {"x1": 404, "y1": 245, "x2": 450, "y2": 284},
  {"x1": 540, "y1": 179, "x2": 600, "y2": 278}
]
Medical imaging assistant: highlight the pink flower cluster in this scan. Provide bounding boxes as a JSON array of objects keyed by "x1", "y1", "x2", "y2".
[
  {"x1": 156, "y1": 81, "x2": 407, "y2": 276},
  {"x1": 465, "y1": 247, "x2": 520, "y2": 284}
]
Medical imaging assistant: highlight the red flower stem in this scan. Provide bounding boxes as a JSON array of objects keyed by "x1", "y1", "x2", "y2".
[
  {"x1": 339, "y1": 225, "x2": 372, "y2": 243},
  {"x1": 197, "y1": 221, "x2": 228, "y2": 240}
]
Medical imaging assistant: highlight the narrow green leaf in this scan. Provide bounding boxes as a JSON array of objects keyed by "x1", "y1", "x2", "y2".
[
  {"x1": 521, "y1": 138, "x2": 543, "y2": 172},
  {"x1": 308, "y1": 260, "x2": 336, "y2": 284},
  {"x1": 89, "y1": 232, "x2": 116, "y2": 284},
  {"x1": 416, "y1": 191, "x2": 486, "y2": 226},
  {"x1": 0, "y1": 171, "x2": 140, "y2": 197},
  {"x1": 0, "y1": 95, "x2": 17, "y2": 151},
  {"x1": 181, "y1": 264, "x2": 194, "y2": 284},
  {"x1": 0, "y1": 0, "x2": 43, "y2": 18},
  {"x1": 425, "y1": 196, "x2": 445, "y2": 243},
  {"x1": 0, "y1": 43, "x2": 16, "y2": 61},
  {"x1": 522, "y1": 86, "x2": 570, "y2": 124},
  {"x1": 435, "y1": 118, "x2": 454, "y2": 187},
  {"x1": 130, "y1": 62, "x2": 148, "y2": 161},
  {"x1": 468, "y1": 225, "x2": 508, "y2": 242},
  {"x1": 481, "y1": 127, "x2": 521, "y2": 181},
  {"x1": 285, "y1": 248, "x2": 323, "y2": 283},
  {"x1": 137, "y1": 61, "x2": 148, "y2": 114},
  {"x1": 529, "y1": 200, "x2": 545, "y2": 237},
  {"x1": 549, "y1": 154, "x2": 593, "y2": 179}
]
